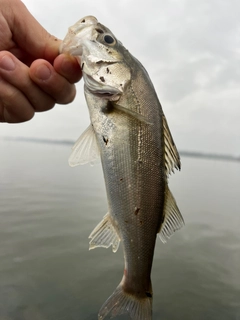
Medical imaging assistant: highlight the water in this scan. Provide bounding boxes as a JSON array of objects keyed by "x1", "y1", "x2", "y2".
[{"x1": 0, "y1": 140, "x2": 240, "y2": 320}]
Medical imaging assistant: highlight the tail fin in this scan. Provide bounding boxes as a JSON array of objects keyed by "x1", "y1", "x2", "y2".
[{"x1": 98, "y1": 284, "x2": 152, "y2": 320}]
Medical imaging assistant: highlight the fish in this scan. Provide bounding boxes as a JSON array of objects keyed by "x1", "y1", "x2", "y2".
[{"x1": 60, "y1": 16, "x2": 184, "y2": 320}]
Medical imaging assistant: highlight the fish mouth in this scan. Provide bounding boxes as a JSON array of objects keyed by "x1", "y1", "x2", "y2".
[
  {"x1": 60, "y1": 16, "x2": 119, "y2": 64},
  {"x1": 60, "y1": 15, "x2": 125, "y2": 99},
  {"x1": 60, "y1": 16, "x2": 99, "y2": 55}
]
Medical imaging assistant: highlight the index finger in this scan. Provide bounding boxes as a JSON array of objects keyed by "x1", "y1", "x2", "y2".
[{"x1": 8, "y1": 0, "x2": 60, "y2": 62}]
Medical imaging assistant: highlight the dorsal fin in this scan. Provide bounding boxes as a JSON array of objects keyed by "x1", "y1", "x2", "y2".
[{"x1": 163, "y1": 115, "x2": 181, "y2": 178}]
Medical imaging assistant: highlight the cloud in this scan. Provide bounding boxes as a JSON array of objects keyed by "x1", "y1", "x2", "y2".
[{"x1": 1, "y1": 0, "x2": 239, "y2": 155}]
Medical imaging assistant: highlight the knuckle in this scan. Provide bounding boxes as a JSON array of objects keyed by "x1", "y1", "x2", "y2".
[
  {"x1": 3, "y1": 86, "x2": 18, "y2": 101},
  {"x1": 2, "y1": 100, "x2": 34, "y2": 123},
  {"x1": 0, "y1": 85, "x2": 35, "y2": 123},
  {"x1": 0, "y1": 51, "x2": 12, "y2": 59}
]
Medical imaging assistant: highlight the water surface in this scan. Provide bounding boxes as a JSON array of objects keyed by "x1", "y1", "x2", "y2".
[{"x1": 0, "y1": 140, "x2": 240, "y2": 320}]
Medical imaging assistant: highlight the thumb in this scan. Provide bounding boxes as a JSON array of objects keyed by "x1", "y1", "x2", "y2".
[{"x1": 10, "y1": 0, "x2": 60, "y2": 62}]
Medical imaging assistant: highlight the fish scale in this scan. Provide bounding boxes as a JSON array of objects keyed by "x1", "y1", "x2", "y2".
[{"x1": 60, "y1": 15, "x2": 184, "y2": 320}]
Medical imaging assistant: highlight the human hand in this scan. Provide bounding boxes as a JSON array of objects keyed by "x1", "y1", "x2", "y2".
[{"x1": 0, "y1": 0, "x2": 82, "y2": 123}]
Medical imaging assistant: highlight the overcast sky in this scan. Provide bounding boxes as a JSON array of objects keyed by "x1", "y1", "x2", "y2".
[{"x1": 1, "y1": 0, "x2": 239, "y2": 155}]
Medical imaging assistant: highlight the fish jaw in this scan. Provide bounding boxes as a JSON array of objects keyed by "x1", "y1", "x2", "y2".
[
  {"x1": 60, "y1": 15, "x2": 119, "y2": 63},
  {"x1": 59, "y1": 16, "x2": 98, "y2": 55}
]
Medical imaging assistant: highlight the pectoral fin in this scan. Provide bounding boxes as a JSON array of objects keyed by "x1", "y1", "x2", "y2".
[
  {"x1": 158, "y1": 186, "x2": 184, "y2": 243},
  {"x1": 68, "y1": 124, "x2": 100, "y2": 167},
  {"x1": 89, "y1": 213, "x2": 120, "y2": 253},
  {"x1": 163, "y1": 115, "x2": 181, "y2": 177},
  {"x1": 114, "y1": 104, "x2": 152, "y2": 125}
]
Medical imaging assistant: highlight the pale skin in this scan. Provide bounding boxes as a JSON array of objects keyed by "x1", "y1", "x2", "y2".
[{"x1": 0, "y1": 0, "x2": 82, "y2": 123}]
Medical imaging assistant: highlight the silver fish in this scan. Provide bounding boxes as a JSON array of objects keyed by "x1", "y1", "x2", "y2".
[{"x1": 60, "y1": 16, "x2": 184, "y2": 320}]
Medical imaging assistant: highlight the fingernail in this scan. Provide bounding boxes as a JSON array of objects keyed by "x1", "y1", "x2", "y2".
[
  {"x1": 35, "y1": 64, "x2": 51, "y2": 80},
  {"x1": 0, "y1": 55, "x2": 15, "y2": 71}
]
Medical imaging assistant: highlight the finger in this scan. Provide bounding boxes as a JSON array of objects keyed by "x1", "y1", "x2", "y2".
[
  {"x1": 29, "y1": 59, "x2": 77, "y2": 104},
  {"x1": 53, "y1": 54, "x2": 82, "y2": 84},
  {"x1": 0, "y1": 51, "x2": 56, "y2": 112},
  {"x1": 0, "y1": 79, "x2": 34, "y2": 123},
  {"x1": 8, "y1": 0, "x2": 60, "y2": 62}
]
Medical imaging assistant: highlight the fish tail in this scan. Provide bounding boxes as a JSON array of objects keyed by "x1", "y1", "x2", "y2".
[{"x1": 98, "y1": 283, "x2": 152, "y2": 320}]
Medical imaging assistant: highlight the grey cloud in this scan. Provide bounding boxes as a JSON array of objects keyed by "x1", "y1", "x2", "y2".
[{"x1": 1, "y1": 0, "x2": 239, "y2": 155}]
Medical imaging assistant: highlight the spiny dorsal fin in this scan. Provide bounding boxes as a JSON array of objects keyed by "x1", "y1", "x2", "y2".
[
  {"x1": 163, "y1": 115, "x2": 181, "y2": 178},
  {"x1": 158, "y1": 186, "x2": 184, "y2": 243},
  {"x1": 89, "y1": 213, "x2": 120, "y2": 253},
  {"x1": 68, "y1": 124, "x2": 100, "y2": 167}
]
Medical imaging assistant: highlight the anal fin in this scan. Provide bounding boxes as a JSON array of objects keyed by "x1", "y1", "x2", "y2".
[
  {"x1": 89, "y1": 213, "x2": 120, "y2": 253},
  {"x1": 159, "y1": 186, "x2": 184, "y2": 243}
]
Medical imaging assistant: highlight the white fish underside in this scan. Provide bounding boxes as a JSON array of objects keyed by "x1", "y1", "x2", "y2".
[{"x1": 60, "y1": 15, "x2": 184, "y2": 320}]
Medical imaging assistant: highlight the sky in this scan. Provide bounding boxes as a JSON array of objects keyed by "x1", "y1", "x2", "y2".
[{"x1": 1, "y1": 0, "x2": 239, "y2": 155}]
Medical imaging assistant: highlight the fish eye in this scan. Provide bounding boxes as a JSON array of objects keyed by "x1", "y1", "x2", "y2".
[{"x1": 104, "y1": 35, "x2": 115, "y2": 44}]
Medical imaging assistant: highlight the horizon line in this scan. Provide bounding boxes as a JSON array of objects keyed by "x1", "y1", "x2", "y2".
[{"x1": 1, "y1": 136, "x2": 240, "y2": 163}]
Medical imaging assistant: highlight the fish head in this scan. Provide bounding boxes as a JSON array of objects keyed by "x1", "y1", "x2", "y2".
[{"x1": 60, "y1": 16, "x2": 131, "y2": 101}]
